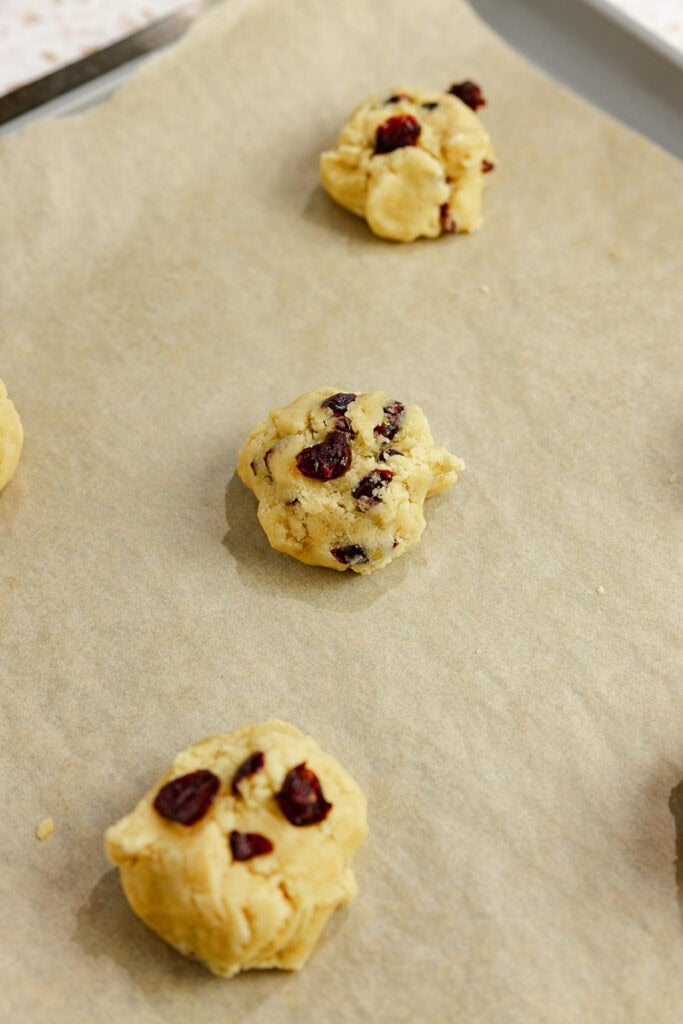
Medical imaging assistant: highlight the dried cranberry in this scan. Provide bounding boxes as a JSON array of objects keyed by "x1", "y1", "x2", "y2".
[
  {"x1": 321, "y1": 395, "x2": 355, "y2": 435},
  {"x1": 440, "y1": 204, "x2": 458, "y2": 234},
  {"x1": 384, "y1": 93, "x2": 411, "y2": 104},
  {"x1": 296, "y1": 431, "x2": 352, "y2": 480},
  {"x1": 378, "y1": 447, "x2": 404, "y2": 462},
  {"x1": 229, "y1": 830, "x2": 274, "y2": 861},
  {"x1": 375, "y1": 115, "x2": 421, "y2": 155},
  {"x1": 374, "y1": 401, "x2": 405, "y2": 441},
  {"x1": 263, "y1": 447, "x2": 275, "y2": 472},
  {"x1": 275, "y1": 763, "x2": 332, "y2": 826},
  {"x1": 331, "y1": 544, "x2": 369, "y2": 566},
  {"x1": 448, "y1": 80, "x2": 486, "y2": 111},
  {"x1": 321, "y1": 392, "x2": 356, "y2": 415},
  {"x1": 231, "y1": 751, "x2": 265, "y2": 796},
  {"x1": 153, "y1": 769, "x2": 220, "y2": 826},
  {"x1": 352, "y1": 469, "x2": 394, "y2": 509},
  {"x1": 334, "y1": 415, "x2": 354, "y2": 435},
  {"x1": 481, "y1": 159, "x2": 495, "y2": 173}
]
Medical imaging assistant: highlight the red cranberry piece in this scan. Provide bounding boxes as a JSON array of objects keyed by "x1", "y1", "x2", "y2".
[
  {"x1": 153, "y1": 769, "x2": 220, "y2": 826},
  {"x1": 275, "y1": 763, "x2": 332, "y2": 827},
  {"x1": 331, "y1": 544, "x2": 369, "y2": 566},
  {"x1": 481, "y1": 159, "x2": 495, "y2": 173},
  {"x1": 373, "y1": 401, "x2": 405, "y2": 441},
  {"x1": 440, "y1": 203, "x2": 458, "y2": 234},
  {"x1": 352, "y1": 469, "x2": 394, "y2": 509},
  {"x1": 321, "y1": 395, "x2": 356, "y2": 435},
  {"x1": 321, "y1": 392, "x2": 356, "y2": 415},
  {"x1": 296, "y1": 431, "x2": 352, "y2": 480},
  {"x1": 448, "y1": 80, "x2": 486, "y2": 111},
  {"x1": 229, "y1": 830, "x2": 274, "y2": 861},
  {"x1": 374, "y1": 115, "x2": 421, "y2": 155},
  {"x1": 378, "y1": 447, "x2": 404, "y2": 462},
  {"x1": 231, "y1": 751, "x2": 265, "y2": 796},
  {"x1": 334, "y1": 415, "x2": 354, "y2": 435}
]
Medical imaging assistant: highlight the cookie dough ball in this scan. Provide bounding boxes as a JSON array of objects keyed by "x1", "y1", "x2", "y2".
[
  {"x1": 320, "y1": 80, "x2": 494, "y2": 242},
  {"x1": 237, "y1": 388, "x2": 463, "y2": 574},
  {"x1": 0, "y1": 379, "x2": 23, "y2": 493},
  {"x1": 106, "y1": 720, "x2": 367, "y2": 978}
]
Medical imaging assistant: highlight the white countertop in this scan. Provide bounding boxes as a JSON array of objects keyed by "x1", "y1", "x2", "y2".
[
  {"x1": 0, "y1": 0, "x2": 681, "y2": 97},
  {"x1": 0, "y1": 0, "x2": 182, "y2": 95}
]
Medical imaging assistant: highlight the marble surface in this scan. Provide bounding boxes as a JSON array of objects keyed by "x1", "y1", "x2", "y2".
[
  {"x1": 0, "y1": 0, "x2": 184, "y2": 95},
  {"x1": 0, "y1": 0, "x2": 681, "y2": 97}
]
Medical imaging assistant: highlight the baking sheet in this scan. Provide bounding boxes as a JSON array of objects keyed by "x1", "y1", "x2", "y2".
[
  {"x1": 1, "y1": 0, "x2": 682, "y2": 1021},
  {"x1": 470, "y1": 0, "x2": 683, "y2": 156}
]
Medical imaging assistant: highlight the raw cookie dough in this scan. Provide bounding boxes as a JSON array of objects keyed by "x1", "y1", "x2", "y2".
[
  {"x1": 237, "y1": 388, "x2": 463, "y2": 574},
  {"x1": 320, "y1": 81, "x2": 494, "y2": 242},
  {"x1": 0, "y1": 378, "x2": 23, "y2": 493},
  {"x1": 106, "y1": 720, "x2": 367, "y2": 978}
]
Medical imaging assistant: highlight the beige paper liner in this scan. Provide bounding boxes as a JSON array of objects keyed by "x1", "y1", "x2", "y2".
[{"x1": 0, "y1": 1, "x2": 682, "y2": 1020}]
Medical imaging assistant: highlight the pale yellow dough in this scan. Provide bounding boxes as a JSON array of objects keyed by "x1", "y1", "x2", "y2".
[
  {"x1": 237, "y1": 388, "x2": 463, "y2": 574},
  {"x1": 106, "y1": 720, "x2": 367, "y2": 978},
  {"x1": 320, "y1": 85, "x2": 494, "y2": 241},
  {"x1": 0, "y1": 378, "x2": 23, "y2": 493}
]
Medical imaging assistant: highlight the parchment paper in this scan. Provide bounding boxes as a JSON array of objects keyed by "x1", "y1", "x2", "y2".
[{"x1": 1, "y1": 1, "x2": 682, "y2": 1021}]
